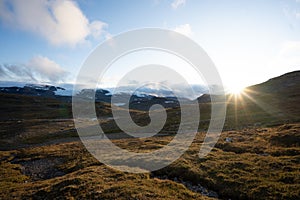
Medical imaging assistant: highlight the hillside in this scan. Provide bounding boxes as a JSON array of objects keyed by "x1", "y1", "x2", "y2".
[
  {"x1": 195, "y1": 71, "x2": 300, "y2": 130},
  {"x1": 0, "y1": 71, "x2": 299, "y2": 199}
]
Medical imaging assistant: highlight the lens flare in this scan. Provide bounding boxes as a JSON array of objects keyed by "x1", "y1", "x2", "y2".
[{"x1": 228, "y1": 85, "x2": 245, "y2": 95}]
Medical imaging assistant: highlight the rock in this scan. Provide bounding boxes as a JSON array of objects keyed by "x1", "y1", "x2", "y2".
[{"x1": 152, "y1": 174, "x2": 219, "y2": 198}]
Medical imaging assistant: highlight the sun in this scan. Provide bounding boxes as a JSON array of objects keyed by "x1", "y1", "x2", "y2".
[{"x1": 228, "y1": 85, "x2": 245, "y2": 95}]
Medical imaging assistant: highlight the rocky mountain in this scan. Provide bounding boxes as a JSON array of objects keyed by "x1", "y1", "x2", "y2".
[
  {"x1": 0, "y1": 84, "x2": 65, "y2": 98},
  {"x1": 76, "y1": 89, "x2": 191, "y2": 110},
  {"x1": 1, "y1": 70, "x2": 299, "y2": 113},
  {"x1": 0, "y1": 83, "x2": 192, "y2": 110}
]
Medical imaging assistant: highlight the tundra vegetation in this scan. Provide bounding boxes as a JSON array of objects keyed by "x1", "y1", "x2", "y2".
[{"x1": 0, "y1": 71, "x2": 299, "y2": 199}]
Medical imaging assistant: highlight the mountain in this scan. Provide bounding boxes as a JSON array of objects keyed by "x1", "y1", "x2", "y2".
[
  {"x1": 0, "y1": 83, "x2": 192, "y2": 110},
  {"x1": 0, "y1": 72, "x2": 299, "y2": 200},
  {"x1": 0, "y1": 84, "x2": 66, "y2": 98},
  {"x1": 0, "y1": 81, "x2": 208, "y2": 99},
  {"x1": 0, "y1": 70, "x2": 299, "y2": 124},
  {"x1": 76, "y1": 89, "x2": 191, "y2": 111},
  {"x1": 248, "y1": 70, "x2": 300, "y2": 93},
  {"x1": 224, "y1": 70, "x2": 300, "y2": 128},
  {"x1": 106, "y1": 84, "x2": 208, "y2": 100}
]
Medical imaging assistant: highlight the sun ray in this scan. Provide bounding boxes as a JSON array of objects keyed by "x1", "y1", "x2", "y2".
[{"x1": 225, "y1": 87, "x2": 283, "y2": 128}]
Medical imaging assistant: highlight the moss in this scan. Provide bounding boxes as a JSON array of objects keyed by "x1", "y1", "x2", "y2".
[{"x1": 1, "y1": 124, "x2": 300, "y2": 199}]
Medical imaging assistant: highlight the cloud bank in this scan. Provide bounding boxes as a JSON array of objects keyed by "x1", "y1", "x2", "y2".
[
  {"x1": 0, "y1": 56, "x2": 67, "y2": 83},
  {"x1": 0, "y1": 0, "x2": 108, "y2": 46}
]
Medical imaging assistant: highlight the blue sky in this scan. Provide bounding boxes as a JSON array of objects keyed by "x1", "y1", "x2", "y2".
[{"x1": 0, "y1": 0, "x2": 299, "y2": 91}]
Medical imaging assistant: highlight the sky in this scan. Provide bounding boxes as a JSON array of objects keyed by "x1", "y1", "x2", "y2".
[{"x1": 0, "y1": 0, "x2": 300, "y2": 92}]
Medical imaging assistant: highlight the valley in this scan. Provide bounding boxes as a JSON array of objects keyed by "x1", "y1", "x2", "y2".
[{"x1": 0, "y1": 71, "x2": 299, "y2": 199}]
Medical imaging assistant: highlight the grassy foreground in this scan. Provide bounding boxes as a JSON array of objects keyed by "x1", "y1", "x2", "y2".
[{"x1": 0, "y1": 123, "x2": 299, "y2": 199}]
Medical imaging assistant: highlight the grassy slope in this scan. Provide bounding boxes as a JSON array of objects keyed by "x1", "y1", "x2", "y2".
[{"x1": 0, "y1": 71, "x2": 299, "y2": 199}]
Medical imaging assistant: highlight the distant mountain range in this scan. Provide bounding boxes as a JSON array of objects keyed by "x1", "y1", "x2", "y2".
[
  {"x1": 0, "y1": 84, "x2": 65, "y2": 97},
  {"x1": 0, "y1": 81, "x2": 209, "y2": 110},
  {"x1": 0, "y1": 70, "x2": 299, "y2": 128},
  {"x1": 0, "y1": 71, "x2": 299, "y2": 112},
  {"x1": 0, "y1": 82, "x2": 209, "y2": 99},
  {"x1": 0, "y1": 84, "x2": 190, "y2": 110}
]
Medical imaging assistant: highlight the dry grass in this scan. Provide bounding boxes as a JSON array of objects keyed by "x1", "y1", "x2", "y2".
[
  {"x1": 1, "y1": 123, "x2": 299, "y2": 199},
  {"x1": 0, "y1": 72, "x2": 299, "y2": 199}
]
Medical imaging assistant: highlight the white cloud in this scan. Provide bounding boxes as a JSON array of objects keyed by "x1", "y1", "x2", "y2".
[
  {"x1": 27, "y1": 55, "x2": 67, "y2": 82},
  {"x1": 173, "y1": 24, "x2": 194, "y2": 37},
  {"x1": 0, "y1": 0, "x2": 108, "y2": 46},
  {"x1": 171, "y1": 0, "x2": 186, "y2": 10},
  {"x1": 0, "y1": 64, "x2": 35, "y2": 81},
  {"x1": 0, "y1": 56, "x2": 68, "y2": 82},
  {"x1": 89, "y1": 20, "x2": 108, "y2": 39}
]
